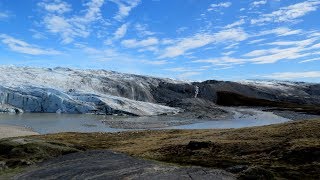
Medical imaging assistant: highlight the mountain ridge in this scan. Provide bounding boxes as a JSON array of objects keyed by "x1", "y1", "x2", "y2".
[{"x1": 0, "y1": 66, "x2": 320, "y2": 116}]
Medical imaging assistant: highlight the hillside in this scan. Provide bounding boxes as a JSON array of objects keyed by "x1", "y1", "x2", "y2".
[{"x1": 1, "y1": 66, "x2": 320, "y2": 116}]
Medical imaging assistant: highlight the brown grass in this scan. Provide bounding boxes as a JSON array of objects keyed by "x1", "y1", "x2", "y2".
[{"x1": 1, "y1": 119, "x2": 319, "y2": 179}]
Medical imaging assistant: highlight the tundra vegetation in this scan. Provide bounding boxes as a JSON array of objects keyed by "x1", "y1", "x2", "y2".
[{"x1": 1, "y1": 119, "x2": 319, "y2": 179}]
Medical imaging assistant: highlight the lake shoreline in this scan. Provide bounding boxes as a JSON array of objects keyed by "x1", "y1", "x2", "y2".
[
  {"x1": 0, "y1": 124, "x2": 39, "y2": 139},
  {"x1": 0, "y1": 107, "x2": 297, "y2": 134}
]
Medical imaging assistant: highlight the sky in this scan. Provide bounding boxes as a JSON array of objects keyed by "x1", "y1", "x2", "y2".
[{"x1": 0, "y1": 0, "x2": 320, "y2": 82}]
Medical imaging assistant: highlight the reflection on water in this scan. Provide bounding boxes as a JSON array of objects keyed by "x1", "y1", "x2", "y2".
[
  {"x1": 0, "y1": 110, "x2": 291, "y2": 134},
  {"x1": 0, "y1": 113, "x2": 123, "y2": 134}
]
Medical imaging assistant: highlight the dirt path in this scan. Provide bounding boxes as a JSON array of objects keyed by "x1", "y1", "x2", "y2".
[{"x1": 15, "y1": 150, "x2": 235, "y2": 180}]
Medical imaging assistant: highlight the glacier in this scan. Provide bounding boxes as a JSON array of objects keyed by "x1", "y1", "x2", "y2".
[
  {"x1": 0, "y1": 66, "x2": 180, "y2": 116},
  {"x1": 1, "y1": 66, "x2": 320, "y2": 117}
]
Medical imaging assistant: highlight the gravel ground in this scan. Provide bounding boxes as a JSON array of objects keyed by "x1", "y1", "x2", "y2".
[
  {"x1": 15, "y1": 150, "x2": 235, "y2": 180},
  {"x1": 102, "y1": 107, "x2": 289, "y2": 129},
  {"x1": 0, "y1": 125, "x2": 39, "y2": 139},
  {"x1": 267, "y1": 110, "x2": 320, "y2": 120}
]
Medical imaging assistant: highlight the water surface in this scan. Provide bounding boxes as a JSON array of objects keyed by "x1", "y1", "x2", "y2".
[{"x1": 0, "y1": 109, "x2": 291, "y2": 134}]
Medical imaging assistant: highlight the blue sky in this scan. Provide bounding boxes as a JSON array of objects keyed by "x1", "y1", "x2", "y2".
[{"x1": 0, "y1": 0, "x2": 320, "y2": 81}]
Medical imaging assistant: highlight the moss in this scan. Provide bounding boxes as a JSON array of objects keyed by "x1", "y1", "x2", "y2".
[{"x1": 0, "y1": 138, "x2": 80, "y2": 169}]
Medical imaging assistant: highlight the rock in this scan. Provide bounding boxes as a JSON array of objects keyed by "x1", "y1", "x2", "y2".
[
  {"x1": 239, "y1": 166, "x2": 274, "y2": 180},
  {"x1": 15, "y1": 150, "x2": 236, "y2": 180},
  {"x1": 0, "y1": 161, "x2": 7, "y2": 171},
  {"x1": 226, "y1": 165, "x2": 248, "y2": 173}
]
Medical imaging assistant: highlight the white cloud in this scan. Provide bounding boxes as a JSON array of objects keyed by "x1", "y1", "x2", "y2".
[
  {"x1": 140, "y1": 60, "x2": 168, "y2": 65},
  {"x1": 165, "y1": 67, "x2": 190, "y2": 72},
  {"x1": 40, "y1": 0, "x2": 105, "y2": 44},
  {"x1": 309, "y1": 42, "x2": 320, "y2": 49},
  {"x1": 247, "y1": 38, "x2": 266, "y2": 44},
  {"x1": 224, "y1": 19, "x2": 245, "y2": 29},
  {"x1": 208, "y1": 2, "x2": 232, "y2": 11},
  {"x1": 266, "y1": 38, "x2": 316, "y2": 46},
  {"x1": 224, "y1": 43, "x2": 239, "y2": 50},
  {"x1": 159, "y1": 28, "x2": 248, "y2": 58},
  {"x1": 121, "y1": 37, "x2": 159, "y2": 48},
  {"x1": 138, "y1": 46, "x2": 159, "y2": 53},
  {"x1": 244, "y1": 48, "x2": 280, "y2": 57},
  {"x1": 177, "y1": 71, "x2": 201, "y2": 80},
  {"x1": 0, "y1": 34, "x2": 61, "y2": 55},
  {"x1": 299, "y1": 57, "x2": 320, "y2": 63},
  {"x1": 110, "y1": 0, "x2": 140, "y2": 21},
  {"x1": 29, "y1": 29, "x2": 48, "y2": 40},
  {"x1": 257, "y1": 27, "x2": 302, "y2": 37},
  {"x1": 251, "y1": 0, "x2": 267, "y2": 8},
  {"x1": 263, "y1": 71, "x2": 320, "y2": 79},
  {"x1": 134, "y1": 23, "x2": 155, "y2": 37},
  {"x1": 249, "y1": 47, "x2": 312, "y2": 64},
  {"x1": 161, "y1": 39, "x2": 176, "y2": 45},
  {"x1": 192, "y1": 56, "x2": 246, "y2": 66},
  {"x1": 222, "y1": 51, "x2": 236, "y2": 56},
  {"x1": 242, "y1": 37, "x2": 318, "y2": 64},
  {"x1": 38, "y1": 0, "x2": 71, "y2": 14},
  {"x1": 251, "y1": 0, "x2": 320, "y2": 24},
  {"x1": 114, "y1": 23, "x2": 128, "y2": 39}
]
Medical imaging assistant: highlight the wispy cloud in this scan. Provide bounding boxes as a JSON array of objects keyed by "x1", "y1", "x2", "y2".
[
  {"x1": 208, "y1": 2, "x2": 232, "y2": 11},
  {"x1": 135, "y1": 23, "x2": 155, "y2": 37},
  {"x1": 110, "y1": 0, "x2": 141, "y2": 21},
  {"x1": 251, "y1": 0, "x2": 320, "y2": 25},
  {"x1": 177, "y1": 71, "x2": 201, "y2": 80},
  {"x1": 29, "y1": 29, "x2": 48, "y2": 40},
  {"x1": 165, "y1": 67, "x2": 190, "y2": 72},
  {"x1": 114, "y1": 23, "x2": 128, "y2": 39},
  {"x1": 251, "y1": 0, "x2": 267, "y2": 8},
  {"x1": 224, "y1": 19, "x2": 245, "y2": 29},
  {"x1": 0, "y1": 34, "x2": 61, "y2": 55},
  {"x1": 39, "y1": 0, "x2": 105, "y2": 44},
  {"x1": 140, "y1": 59, "x2": 168, "y2": 65},
  {"x1": 257, "y1": 27, "x2": 303, "y2": 37},
  {"x1": 299, "y1": 57, "x2": 320, "y2": 63},
  {"x1": 121, "y1": 37, "x2": 159, "y2": 48},
  {"x1": 263, "y1": 71, "x2": 320, "y2": 79},
  {"x1": 247, "y1": 38, "x2": 266, "y2": 44},
  {"x1": 242, "y1": 35, "x2": 320, "y2": 64},
  {"x1": 159, "y1": 28, "x2": 248, "y2": 59},
  {"x1": 192, "y1": 56, "x2": 246, "y2": 66},
  {"x1": 38, "y1": 0, "x2": 71, "y2": 14}
]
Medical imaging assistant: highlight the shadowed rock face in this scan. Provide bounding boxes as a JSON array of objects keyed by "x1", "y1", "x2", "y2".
[
  {"x1": 0, "y1": 66, "x2": 320, "y2": 116},
  {"x1": 15, "y1": 150, "x2": 235, "y2": 180},
  {"x1": 192, "y1": 81, "x2": 320, "y2": 105}
]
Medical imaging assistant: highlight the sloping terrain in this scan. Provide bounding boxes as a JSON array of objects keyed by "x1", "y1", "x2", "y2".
[
  {"x1": 0, "y1": 119, "x2": 319, "y2": 179},
  {"x1": 15, "y1": 150, "x2": 235, "y2": 180},
  {"x1": 0, "y1": 66, "x2": 320, "y2": 116}
]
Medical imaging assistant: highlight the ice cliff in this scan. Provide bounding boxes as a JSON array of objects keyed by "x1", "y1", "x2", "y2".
[{"x1": 0, "y1": 66, "x2": 180, "y2": 115}]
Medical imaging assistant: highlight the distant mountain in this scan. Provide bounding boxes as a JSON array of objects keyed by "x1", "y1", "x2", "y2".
[{"x1": 0, "y1": 66, "x2": 319, "y2": 116}]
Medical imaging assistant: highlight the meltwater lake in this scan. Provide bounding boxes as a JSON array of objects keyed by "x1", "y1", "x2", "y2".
[{"x1": 0, "y1": 109, "x2": 291, "y2": 134}]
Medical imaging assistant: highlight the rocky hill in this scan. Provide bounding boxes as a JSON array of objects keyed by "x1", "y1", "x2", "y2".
[{"x1": 0, "y1": 66, "x2": 320, "y2": 116}]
